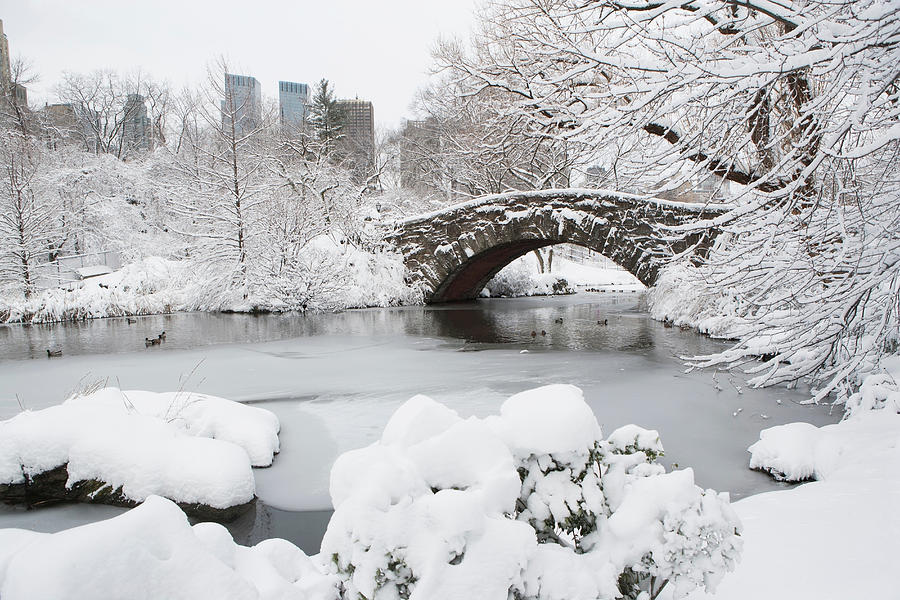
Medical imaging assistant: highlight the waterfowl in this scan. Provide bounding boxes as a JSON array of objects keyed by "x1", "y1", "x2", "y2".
[
  {"x1": 46, "y1": 349, "x2": 62, "y2": 357},
  {"x1": 554, "y1": 317, "x2": 564, "y2": 324},
  {"x1": 598, "y1": 319, "x2": 608, "y2": 326},
  {"x1": 531, "y1": 331, "x2": 537, "y2": 338},
  {"x1": 145, "y1": 337, "x2": 161, "y2": 347},
  {"x1": 541, "y1": 330, "x2": 546, "y2": 336},
  {"x1": 158, "y1": 331, "x2": 166, "y2": 341},
  {"x1": 126, "y1": 317, "x2": 137, "y2": 324}
]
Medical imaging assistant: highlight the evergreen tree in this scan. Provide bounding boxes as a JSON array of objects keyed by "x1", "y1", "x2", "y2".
[{"x1": 306, "y1": 79, "x2": 346, "y2": 151}]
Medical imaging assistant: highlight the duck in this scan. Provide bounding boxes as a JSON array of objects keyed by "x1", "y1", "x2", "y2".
[
  {"x1": 541, "y1": 330, "x2": 546, "y2": 336},
  {"x1": 530, "y1": 330, "x2": 537, "y2": 338},
  {"x1": 158, "y1": 331, "x2": 166, "y2": 341},
  {"x1": 663, "y1": 319, "x2": 674, "y2": 328},
  {"x1": 126, "y1": 317, "x2": 137, "y2": 324},
  {"x1": 46, "y1": 349, "x2": 62, "y2": 358},
  {"x1": 597, "y1": 319, "x2": 608, "y2": 326},
  {"x1": 554, "y1": 317, "x2": 564, "y2": 324},
  {"x1": 145, "y1": 337, "x2": 161, "y2": 347}
]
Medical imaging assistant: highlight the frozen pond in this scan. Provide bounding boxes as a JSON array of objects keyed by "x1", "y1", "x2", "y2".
[{"x1": 0, "y1": 293, "x2": 840, "y2": 553}]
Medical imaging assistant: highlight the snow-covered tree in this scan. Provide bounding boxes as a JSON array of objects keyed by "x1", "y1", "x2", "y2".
[
  {"x1": 0, "y1": 131, "x2": 60, "y2": 297},
  {"x1": 443, "y1": 0, "x2": 900, "y2": 402},
  {"x1": 169, "y1": 59, "x2": 277, "y2": 296}
]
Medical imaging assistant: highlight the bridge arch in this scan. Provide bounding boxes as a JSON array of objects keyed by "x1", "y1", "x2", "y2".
[{"x1": 386, "y1": 190, "x2": 727, "y2": 304}]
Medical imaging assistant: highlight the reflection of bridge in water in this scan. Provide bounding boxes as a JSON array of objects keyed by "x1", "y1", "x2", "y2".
[{"x1": 386, "y1": 189, "x2": 729, "y2": 303}]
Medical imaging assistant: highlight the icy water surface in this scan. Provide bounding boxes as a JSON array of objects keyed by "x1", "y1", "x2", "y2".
[{"x1": 0, "y1": 293, "x2": 840, "y2": 553}]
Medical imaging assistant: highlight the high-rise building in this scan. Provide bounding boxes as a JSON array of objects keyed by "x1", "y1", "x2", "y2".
[
  {"x1": 222, "y1": 73, "x2": 261, "y2": 135},
  {"x1": 0, "y1": 19, "x2": 26, "y2": 104},
  {"x1": 0, "y1": 20, "x2": 10, "y2": 95},
  {"x1": 399, "y1": 117, "x2": 441, "y2": 193},
  {"x1": 278, "y1": 81, "x2": 308, "y2": 129},
  {"x1": 121, "y1": 93, "x2": 152, "y2": 152},
  {"x1": 336, "y1": 98, "x2": 375, "y2": 176},
  {"x1": 42, "y1": 103, "x2": 99, "y2": 152}
]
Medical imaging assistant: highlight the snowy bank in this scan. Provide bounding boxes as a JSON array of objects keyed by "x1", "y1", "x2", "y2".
[
  {"x1": 0, "y1": 495, "x2": 338, "y2": 600},
  {"x1": 0, "y1": 257, "x2": 189, "y2": 324},
  {"x1": 681, "y1": 400, "x2": 900, "y2": 600},
  {"x1": 0, "y1": 241, "x2": 421, "y2": 324},
  {"x1": 0, "y1": 388, "x2": 280, "y2": 520}
]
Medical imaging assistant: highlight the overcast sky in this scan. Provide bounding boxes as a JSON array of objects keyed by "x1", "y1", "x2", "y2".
[{"x1": 1, "y1": 0, "x2": 481, "y2": 129}]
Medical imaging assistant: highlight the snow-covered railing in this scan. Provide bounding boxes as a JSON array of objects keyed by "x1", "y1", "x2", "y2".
[{"x1": 33, "y1": 250, "x2": 123, "y2": 290}]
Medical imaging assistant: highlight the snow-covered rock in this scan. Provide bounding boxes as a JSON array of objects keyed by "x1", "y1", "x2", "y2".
[{"x1": 0, "y1": 388, "x2": 280, "y2": 516}]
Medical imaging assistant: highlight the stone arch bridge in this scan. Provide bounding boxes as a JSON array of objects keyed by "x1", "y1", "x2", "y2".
[{"x1": 385, "y1": 189, "x2": 729, "y2": 303}]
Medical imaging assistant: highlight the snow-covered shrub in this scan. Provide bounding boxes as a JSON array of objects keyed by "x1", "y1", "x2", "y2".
[
  {"x1": 322, "y1": 385, "x2": 741, "y2": 600},
  {"x1": 484, "y1": 258, "x2": 574, "y2": 298}
]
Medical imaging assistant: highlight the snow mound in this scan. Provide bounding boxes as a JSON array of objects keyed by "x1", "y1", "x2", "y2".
[
  {"x1": 0, "y1": 388, "x2": 280, "y2": 510},
  {"x1": 323, "y1": 385, "x2": 741, "y2": 600},
  {"x1": 748, "y1": 410, "x2": 900, "y2": 482},
  {"x1": 0, "y1": 496, "x2": 338, "y2": 600}
]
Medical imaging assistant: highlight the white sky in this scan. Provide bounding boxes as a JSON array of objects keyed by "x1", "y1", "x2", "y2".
[{"x1": 1, "y1": 0, "x2": 481, "y2": 129}]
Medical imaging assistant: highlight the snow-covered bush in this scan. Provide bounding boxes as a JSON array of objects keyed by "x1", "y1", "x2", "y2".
[
  {"x1": 323, "y1": 385, "x2": 741, "y2": 600},
  {"x1": 484, "y1": 258, "x2": 574, "y2": 298}
]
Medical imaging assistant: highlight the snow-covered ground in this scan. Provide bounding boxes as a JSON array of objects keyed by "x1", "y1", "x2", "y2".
[
  {"x1": 0, "y1": 388, "x2": 280, "y2": 513},
  {"x1": 675, "y1": 358, "x2": 900, "y2": 600},
  {"x1": 0, "y1": 495, "x2": 337, "y2": 600}
]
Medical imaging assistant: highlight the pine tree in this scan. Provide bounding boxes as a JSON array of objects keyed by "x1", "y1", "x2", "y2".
[{"x1": 306, "y1": 79, "x2": 346, "y2": 151}]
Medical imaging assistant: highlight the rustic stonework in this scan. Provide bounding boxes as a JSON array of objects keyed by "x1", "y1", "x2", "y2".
[{"x1": 386, "y1": 189, "x2": 728, "y2": 303}]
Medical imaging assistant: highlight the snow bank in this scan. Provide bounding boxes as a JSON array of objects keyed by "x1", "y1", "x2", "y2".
[
  {"x1": 0, "y1": 257, "x2": 188, "y2": 324},
  {"x1": 749, "y1": 410, "x2": 900, "y2": 483},
  {"x1": 1, "y1": 243, "x2": 422, "y2": 323},
  {"x1": 0, "y1": 496, "x2": 338, "y2": 600},
  {"x1": 324, "y1": 384, "x2": 741, "y2": 600},
  {"x1": 680, "y1": 398, "x2": 900, "y2": 600},
  {"x1": 0, "y1": 388, "x2": 280, "y2": 511}
]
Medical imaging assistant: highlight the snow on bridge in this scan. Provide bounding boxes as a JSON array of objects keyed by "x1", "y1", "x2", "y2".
[{"x1": 385, "y1": 189, "x2": 730, "y2": 303}]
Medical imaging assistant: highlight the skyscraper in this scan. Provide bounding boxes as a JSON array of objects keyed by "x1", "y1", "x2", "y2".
[
  {"x1": 222, "y1": 73, "x2": 261, "y2": 135},
  {"x1": 278, "y1": 81, "x2": 309, "y2": 129},
  {"x1": 336, "y1": 98, "x2": 375, "y2": 177},
  {"x1": 121, "y1": 93, "x2": 152, "y2": 153},
  {"x1": 0, "y1": 20, "x2": 10, "y2": 95},
  {"x1": 0, "y1": 19, "x2": 25, "y2": 104}
]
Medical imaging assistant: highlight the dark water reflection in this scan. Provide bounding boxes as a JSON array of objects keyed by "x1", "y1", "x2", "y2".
[{"x1": 2, "y1": 294, "x2": 719, "y2": 363}]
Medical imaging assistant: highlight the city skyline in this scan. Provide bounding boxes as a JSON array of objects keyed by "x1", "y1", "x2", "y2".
[{"x1": 0, "y1": 1, "x2": 480, "y2": 130}]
